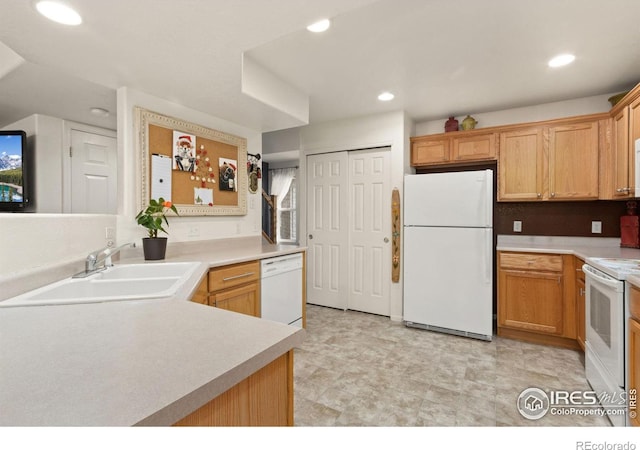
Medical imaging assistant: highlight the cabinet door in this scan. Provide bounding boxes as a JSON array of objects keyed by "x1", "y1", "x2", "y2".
[
  {"x1": 190, "y1": 275, "x2": 209, "y2": 305},
  {"x1": 576, "y1": 270, "x2": 586, "y2": 351},
  {"x1": 451, "y1": 133, "x2": 497, "y2": 162},
  {"x1": 498, "y1": 128, "x2": 544, "y2": 201},
  {"x1": 211, "y1": 282, "x2": 260, "y2": 317},
  {"x1": 548, "y1": 122, "x2": 599, "y2": 200},
  {"x1": 630, "y1": 318, "x2": 640, "y2": 427},
  {"x1": 498, "y1": 269, "x2": 563, "y2": 335},
  {"x1": 612, "y1": 107, "x2": 632, "y2": 197},
  {"x1": 411, "y1": 138, "x2": 450, "y2": 166},
  {"x1": 629, "y1": 97, "x2": 640, "y2": 197}
]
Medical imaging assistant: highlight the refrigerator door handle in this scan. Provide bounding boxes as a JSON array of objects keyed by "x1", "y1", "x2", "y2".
[
  {"x1": 484, "y1": 228, "x2": 492, "y2": 284},
  {"x1": 485, "y1": 169, "x2": 492, "y2": 227}
]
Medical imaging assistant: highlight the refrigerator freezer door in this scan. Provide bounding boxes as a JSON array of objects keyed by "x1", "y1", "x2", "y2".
[
  {"x1": 404, "y1": 169, "x2": 493, "y2": 227},
  {"x1": 403, "y1": 226, "x2": 493, "y2": 339}
]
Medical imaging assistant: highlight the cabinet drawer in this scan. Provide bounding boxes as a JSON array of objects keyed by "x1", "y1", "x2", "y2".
[
  {"x1": 631, "y1": 284, "x2": 640, "y2": 320},
  {"x1": 209, "y1": 260, "x2": 260, "y2": 291},
  {"x1": 499, "y1": 252, "x2": 563, "y2": 272}
]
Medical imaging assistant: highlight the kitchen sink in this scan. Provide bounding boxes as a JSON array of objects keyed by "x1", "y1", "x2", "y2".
[
  {"x1": 0, "y1": 261, "x2": 202, "y2": 307},
  {"x1": 94, "y1": 262, "x2": 200, "y2": 280}
]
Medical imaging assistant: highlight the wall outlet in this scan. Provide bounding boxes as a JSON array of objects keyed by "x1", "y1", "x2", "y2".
[
  {"x1": 513, "y1": 220, "x2": 522, "y2": 233},
  {"x1": 592, "y1": 221, "x2": 602, "y2": 234},
  {"x1": 105, "y1": 227, "x2": 115, "y2": 240}
]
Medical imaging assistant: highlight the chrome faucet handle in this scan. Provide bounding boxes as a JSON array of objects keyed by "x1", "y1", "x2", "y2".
[{"x1": 104, "y1": 242, "x2": 136, "y2": 267}]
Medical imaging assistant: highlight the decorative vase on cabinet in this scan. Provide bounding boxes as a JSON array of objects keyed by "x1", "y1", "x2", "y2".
[
  {"x1": 461, "y1": 115, "x2": 478, "y2": 131},
  {"x1": 444, "y1": 116, "x2": 459, "y2": 132}
]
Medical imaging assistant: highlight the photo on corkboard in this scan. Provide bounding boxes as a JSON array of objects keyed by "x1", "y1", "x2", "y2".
[
  {"x1": 219, "y1": 157, "x2": 237, "y2": 192},
  {"x1": 194, "y1": 187, "x2": 213, "y2": 206},
  {"x1": 173, "y1": 131, "x2": 196, "y2": 172}
]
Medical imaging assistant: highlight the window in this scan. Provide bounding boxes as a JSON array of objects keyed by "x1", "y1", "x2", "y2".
[{"x1": 269, "y1": 168, "x2": 298, "y2": 244}]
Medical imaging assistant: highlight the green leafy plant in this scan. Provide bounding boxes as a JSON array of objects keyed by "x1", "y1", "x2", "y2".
[{"x1": 135, "y1": 198, "x2": 178, "y2": 238}]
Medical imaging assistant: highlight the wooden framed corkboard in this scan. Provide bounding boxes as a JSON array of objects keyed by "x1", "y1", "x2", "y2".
[{"x1": 135, "y1": 107, "x2": 247, "y2": 216}]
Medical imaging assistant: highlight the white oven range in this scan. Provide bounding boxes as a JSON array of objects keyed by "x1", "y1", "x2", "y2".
[{"x1": 583, "y1": 257, "x2": 639, "y2": 426}]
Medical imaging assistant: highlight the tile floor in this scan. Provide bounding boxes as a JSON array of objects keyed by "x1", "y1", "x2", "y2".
[{"x1": 293, "y1": 304, "x2": 611, "y2": 427}]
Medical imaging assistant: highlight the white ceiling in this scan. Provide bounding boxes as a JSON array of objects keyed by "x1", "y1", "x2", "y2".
[{"x1": 0, "y1": 0, "x2": 639, "y2": 132}]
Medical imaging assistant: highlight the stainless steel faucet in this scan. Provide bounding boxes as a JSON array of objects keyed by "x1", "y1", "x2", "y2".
[{"x1": 74, "y1": 242, "x2": 136, "y2": 278}]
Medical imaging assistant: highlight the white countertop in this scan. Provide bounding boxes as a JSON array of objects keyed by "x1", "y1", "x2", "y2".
[
  {"x1": 497, "y1": 235, "x2": 640, "y2": 261},
  {"x1": 0, "y1": 236, "x2": 307, "y2": 426}
]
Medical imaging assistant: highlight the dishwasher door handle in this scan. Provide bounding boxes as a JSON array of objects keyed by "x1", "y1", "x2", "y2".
[{"x1": 222, "y1": 272, "x2": 255, "y2": 281}]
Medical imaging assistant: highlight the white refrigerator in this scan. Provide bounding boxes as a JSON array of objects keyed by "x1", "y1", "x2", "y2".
[{"x1": 403, "y1": 169, "x2": 493, "y2": 341}]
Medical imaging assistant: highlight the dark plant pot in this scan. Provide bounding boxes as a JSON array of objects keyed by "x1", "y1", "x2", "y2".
[{"x1": 142, "y1": 237, "x2": 167, "y2": 260}]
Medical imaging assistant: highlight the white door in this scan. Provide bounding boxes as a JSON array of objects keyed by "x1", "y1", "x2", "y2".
[
  {"x1": 70, "y1": 130, "x2": 117, "y2": 214},
  {"x1": 306, "y1": 148, "x2": 392, "y2": 316},
  {"x1": 306, "y1": 152, "x2": 349, "y2": 309},
  {"x1": 347, "y1": 149, "x2": 391, "y2": 316}
]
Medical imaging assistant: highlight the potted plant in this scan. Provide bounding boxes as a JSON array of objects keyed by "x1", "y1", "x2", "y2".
[{"x1": 136, "y1": 197, "x2": 178, "y2": 260}]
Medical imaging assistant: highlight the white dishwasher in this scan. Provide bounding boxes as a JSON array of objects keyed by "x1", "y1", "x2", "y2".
[{"x1": 260, "y1": 253, "x2": 303, "y2": 327}]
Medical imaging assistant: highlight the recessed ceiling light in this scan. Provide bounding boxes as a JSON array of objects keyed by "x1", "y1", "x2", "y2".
[
  {"x1": 378, "y1": 92, "x2": 394, "y2": 102},
  {"x1": 36, "y1": 1, "x2": 82, "y2": 26},
  {"x1": 90, "y1": 107, "x2": 109, "y2": 117},
  {"x1": 548, "y1": 53, "x2": 575, "y2": 68},
  {"x1": 306, "y1": 19, "x2": 330, "y2": 33}
]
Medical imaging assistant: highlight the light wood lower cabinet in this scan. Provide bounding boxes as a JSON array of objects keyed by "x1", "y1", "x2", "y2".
[
  {"x1": 575, "y1": 257, "x2": 586, "y2": 352},
  {"x1": 629, "y1": 284, "x2": 640, "y2": 427},
  {"x1": 211, "y1": 282, "x2": 260, "y2": 317},
  {"x1": 190, "y1": 260, "x2": 260, "y2": 317},
  {"x1": 497, "y1": 251, "x2": 578, "y2": 349},
  {"x1": 174, "y1": 350, "x2": 294, "y2": 426}
]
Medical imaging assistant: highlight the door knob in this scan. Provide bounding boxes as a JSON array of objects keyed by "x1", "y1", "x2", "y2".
[{"x1": 308, "y1": 234, "x2": 313, "y2": 239}]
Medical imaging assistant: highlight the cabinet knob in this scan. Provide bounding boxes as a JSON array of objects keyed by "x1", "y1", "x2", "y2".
[
  {"x1": 617, "y1": 187, "x2": 631, "y2": 193},
  {"x1": 537, "y1": 193, "x2": 542, "y2": 198},
  {"x1": 550, "y1": 192, "x2": 555, "y2": 198},
  {"x1": 308, "y1": 234, "x2": 313, "y2": 240},
  {"x1": 384, "y1": 237, "x2": 389, "y2": 243}
]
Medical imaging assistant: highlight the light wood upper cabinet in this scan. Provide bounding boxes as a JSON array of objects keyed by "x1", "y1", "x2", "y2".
[
  {"x1": 602, "y1": 85, "x2": 640, "y2": 199},
  {"x1": 498, "y1": 119, "x2": 600, "y2": 201},
  {"x1": 451, "y1": 133, "x2": 496, "y2": 162},
  {"x1": 498, "y1": 128, "x2": 544, "y2": 200},
  {"x1": 410, "y1": 132, "x2": 496, "y2": 167},
  {"x1": 611, "y1": 106, "x2": 631, "y2": 198},
  {"x1": 548, "y1": 121, "x2": 599, "y2": 200},
  {"x1": 411, "y1": 137, "x2": 449, "y2": 166}
]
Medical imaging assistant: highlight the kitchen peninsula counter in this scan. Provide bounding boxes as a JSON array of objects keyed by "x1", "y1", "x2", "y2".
[
  {"x1": 0, "y1": 298, "x2": 304, "y2": 426},
  {"x1": 0, "y1": 236, "x2": 307, "y2": 426}
]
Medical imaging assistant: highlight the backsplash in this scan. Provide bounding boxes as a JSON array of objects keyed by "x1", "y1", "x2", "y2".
[
  {"x1": 415, "y1": 164, "x2": 629, "y2": 239},
  {"x1": 496, "y1": 201, "x2": 628, "y2": 238}
]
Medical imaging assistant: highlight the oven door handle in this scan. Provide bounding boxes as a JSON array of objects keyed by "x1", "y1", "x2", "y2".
[{"x1": 582, "y1": 264, "x2": 622, "y2": 289}]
